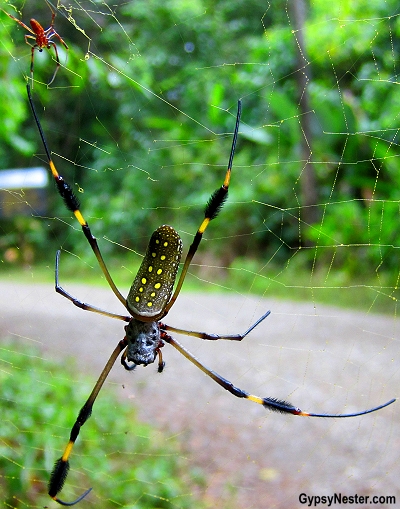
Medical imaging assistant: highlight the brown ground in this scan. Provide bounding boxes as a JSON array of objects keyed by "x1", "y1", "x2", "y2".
[{"x1": 1, "y1": 280, "x2": 399, "y2": 508}]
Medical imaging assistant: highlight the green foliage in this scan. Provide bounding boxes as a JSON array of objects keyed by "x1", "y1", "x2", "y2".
[
  {"x1": 306, "y1": 198, "x2": 400, "y2": 274},
  {"x1": 0, "y1": 0, "x2": 399, "y2": 279},
  {"x1": 0, "y1": 342, "x2": 204, "y2": 508}
]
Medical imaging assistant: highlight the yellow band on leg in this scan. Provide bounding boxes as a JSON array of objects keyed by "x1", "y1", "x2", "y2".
[
  {"x1": 199, "y1": 217, "x2": 210, "y2": 234},
  {"x1": 223, "y1": 169, "x2": 231, "y2": 188},
  {"x1": 49, "y1": 160, "x2": 59, "y2": 178},
  {"x1": 61, "y1": 440, "x2": 74, "y2": 462},
  {"x1": 74, "y1": 210, "x2": 86, "y2": 226},
  {"x1": 247, "y1": 394, "x2": 265, "y2": 405}
]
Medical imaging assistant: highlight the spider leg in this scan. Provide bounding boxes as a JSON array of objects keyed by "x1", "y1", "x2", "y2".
[
  {"x1": 160, "y1": 310, "x2": 270, "y2": 341},
  {"x1": 120, "y1": 348, "x2": 136, "y2": 370},
  {"x1": 44, "y1": 0, "x2": 56, "y2": 26},
  {"x1": 163, "y1": 333, "x2": 396, "y2": 417},
  {"x1": 28, "y1": 42, "x2": 37, "y2": 86},
  {"x1": 157, "y1": 348, "x2": 165, "y2": 372},
  {"x1": 162, "y1": 101, "x2": 241, "y2": 317},
  {"x1": 23, "y1": 35, "x2": 37, "y2": 86},
  {"x1": 27, "y1": 83, "x2": 127, "y2": 309},
  {"x1": 1, "y1": 10, "x2": 34, "y2": 33},
  {"x1": 48, "y1": 29, "x2": 69, "y2": 51},
  {"x1": 46, "y1": 40, "x2": 60, "y2": 86},
  {"x1": 24, "y1": 34, "x2": 37, "y2": 44},
  {"x1": 48, "y1": 338, "x2": 128, "y2": 506},
  {"x1": 46, "y1": 34, "x2": 68, "y2": 85},
  {"x1": 55, "y1": 251, "x2": 130, "y2": 322}
]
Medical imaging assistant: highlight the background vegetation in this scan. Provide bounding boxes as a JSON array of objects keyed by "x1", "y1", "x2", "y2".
[
  {"x1": 0, "y1": 342, "x2": 205, "y2": 508},
  {"x1": 0, "y1": 2, "x2": 399, "y2": 507},
  {"x1": 0, "y1": 0, "x2": 399, "y2": 298}
]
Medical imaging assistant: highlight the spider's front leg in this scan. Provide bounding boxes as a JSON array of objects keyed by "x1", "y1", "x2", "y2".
[
  {"x1": 27, "y1": 83, "x2": 128, "y2": 308},
  {"x1": 161, "y1": 100, "x2": 242, "y2": 317}
]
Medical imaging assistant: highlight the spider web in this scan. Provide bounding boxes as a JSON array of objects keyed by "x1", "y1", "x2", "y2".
[{"x1": 0, "y1": 1, "x2": 399, "y2": 508}]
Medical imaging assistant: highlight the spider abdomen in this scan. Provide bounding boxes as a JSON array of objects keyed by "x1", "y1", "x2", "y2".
[
  {"x1": 30, "y1": 19, "x2": 43, "y2": 35},
  {"x1": 127, "y1": 225, "x2": 182, "y2": 318}
]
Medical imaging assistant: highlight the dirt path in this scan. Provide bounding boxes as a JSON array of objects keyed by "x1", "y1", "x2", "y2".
[{"x1": 1, "y1": 281, "x2": 399, "y2": 508}]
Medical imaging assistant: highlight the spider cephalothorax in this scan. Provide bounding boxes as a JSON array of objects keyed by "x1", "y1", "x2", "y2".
[{"x1": 124, "y1": 319, "x2": 163, "y2": 369}]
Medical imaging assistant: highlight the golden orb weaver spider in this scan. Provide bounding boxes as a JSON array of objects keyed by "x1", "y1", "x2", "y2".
[
  {"x1": 2, "y1": 1, "x2": 68, "y2": 86},
  {"x1": 26, "y1": 83, "x2": 395, "y2": 506}
]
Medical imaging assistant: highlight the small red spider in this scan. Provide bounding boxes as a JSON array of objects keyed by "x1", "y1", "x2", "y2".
[{"x1": 2, "y1": 2, "x2": 68, "y2": 86}]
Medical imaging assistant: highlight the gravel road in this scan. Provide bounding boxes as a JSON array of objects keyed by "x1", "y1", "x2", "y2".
[{"x1": 1, "y1": 280, "x2": 399, "y2": 508}]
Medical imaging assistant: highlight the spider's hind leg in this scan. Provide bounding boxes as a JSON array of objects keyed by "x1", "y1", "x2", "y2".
[
  {"x1": 164, "y1": 333, "x2": 396, "y2": 418},
  {"x1": 48, "y1": 339, "x2": 127, "y2": 505}
]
